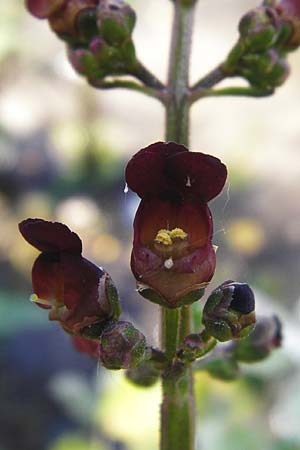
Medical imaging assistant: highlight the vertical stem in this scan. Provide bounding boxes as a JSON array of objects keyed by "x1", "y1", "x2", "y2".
[{"x1": 161, "y1": 1, "x2": 196, "y2": 450}]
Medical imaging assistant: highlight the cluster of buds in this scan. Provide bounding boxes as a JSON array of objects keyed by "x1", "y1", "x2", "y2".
[
  {"x1": 26, "y1": 0, "x2": 138, "y2": 83},
  {"x1": 224, "y1": 0, "x2": 300, "y2": 90}
]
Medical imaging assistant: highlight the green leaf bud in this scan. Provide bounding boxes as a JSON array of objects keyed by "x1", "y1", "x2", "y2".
[
  {"x1": 202, "y1": 281, "x2": 256, "y2": 342},
  {"x1": 99, "y1": 321, "x2": 147, "y2": 370},
  {"x1": 233, "y1": 315, "x2": 282, "y2": 362}
]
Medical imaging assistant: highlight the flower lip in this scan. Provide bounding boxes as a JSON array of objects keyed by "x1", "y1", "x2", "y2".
[
  {"x1": 125, "y1": 141, "x2": 227, "y2": 202},
  {"x1": 18, "y1": 218, "x2": 82, "y2": 254}
]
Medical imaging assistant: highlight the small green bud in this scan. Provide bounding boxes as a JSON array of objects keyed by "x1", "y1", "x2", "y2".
[
  {"x1": 99, "y1": 321, "x2": 147, "y2": 370},
  {"x1": 68, "y1": 47, "x2": 103, "y2": 79},
  {"x1": 178, "y1": 334, "x2": 216, "y2": 362},
  {"x1": 239, "y1": 7, "x2": 279, "y2": 52},
  {"x1": 240, "y1": 49, "x2": 290, "y2": 89},
  {"x1": 234, "y1": 315, "x2": 282, "y2": 362},
  {"x1": 126, "y1": 361, "x2": 160, "y2": 387},
  {"x1": 96, "y1": 0, "x2": 136, "y2": 46},
  {"x1": 204, "y1": 357, "x2": 240, "y2": 381},
  {"x1": 202, "y1": 281, "x2": 256, "y2": 342}
]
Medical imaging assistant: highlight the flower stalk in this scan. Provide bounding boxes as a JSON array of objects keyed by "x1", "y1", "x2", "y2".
[{"x1": 162, "y1": 1, "x2": 197, "y2": 449}]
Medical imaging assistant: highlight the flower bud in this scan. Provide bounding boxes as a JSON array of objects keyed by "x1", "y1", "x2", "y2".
[
  {"x1": 240, "y1": 48, "x2": 290, "y2": 89},
  {"x1": 96, "y1": 0, "x2": 136, "y2": 46},
  {"x1": 239, "y1": 7, "x2": 279, "y2": 52},
  {"x1": 126, "y1": 361, "x2": 160, "y2": 387},
  {"x1": 68, "y1": 47, "x2": 103, "y2": 79},
  {"x1": 49, "y1": 0, "x2": 98, "y2": 41},
  {"x1": 276, "y1": 0, "x2": 300, "y2": 50},
  {"x1": 204, "y1": 357, "x2": 240, "y2": 381},
  {"x1": 26, "y1": 0, "x2": 67, "y2": 19},
  {"x1": 202, "y1": 281, "x2": 256, "y2": 342},
  {"x1": 99, "y1": 321, "x2": 147, "y2": 370},
  {"x1": 233, "y1": 315, "x2": 282, "y2": 362},
  {"x1": 178, "y1": 333, "x2": 216, "y2": 362}
]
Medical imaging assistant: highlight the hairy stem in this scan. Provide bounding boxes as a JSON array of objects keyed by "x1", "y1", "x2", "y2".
[{"x1": 161, "y1": 1, "x2": 196, "y2": 450}]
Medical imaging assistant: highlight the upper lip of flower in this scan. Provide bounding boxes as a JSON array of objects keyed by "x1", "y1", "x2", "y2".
[{"x1": 125, "y1": 141, "x2": 227, "y2": 202}]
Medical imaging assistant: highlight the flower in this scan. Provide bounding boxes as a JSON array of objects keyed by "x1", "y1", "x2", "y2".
[
  {"x1": 18, "y1": 218, "x2": 120, "y2": 335},
  {"x1": 125, "y1": 141, "x2": 227, "y2": 308}
]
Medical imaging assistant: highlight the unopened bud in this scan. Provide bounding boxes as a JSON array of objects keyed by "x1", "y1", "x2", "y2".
[
  {"x1": 126, "y1": 361, "x2": 160, "y2": 387},
  {"x1": 233, "y1": 315, "x2": 282, "y2": 362},
  {"x1": 99, "y1": 321, "x2": 146, "y2": 370},
  {"x1": 68, "y1": 47, "x2": 103, "y2": 80},
  {"x1": 49, "y1": 0, "x2": 98, "y2": 41},
  {"x1": 240, "y1": 48, "x2": 290, "y2": 88},
  {"x1": 96, "y1": 0, "x2": 136, "y2": 46},
  {"x1": 179, "y1": 333, "x2": 216, "y2": 362},
  {"x1": 239, "y1": 7, "x2": 279, "y2": 52},
  {"x1": 26, "y1": 0, "x2": 67, "y2": 19},
  {"x1": 204, "y1": 357, "x2": 240, "y2": 381},
  {"x1": 202, "y1": 281, "x2": 256, "y2": 342}
]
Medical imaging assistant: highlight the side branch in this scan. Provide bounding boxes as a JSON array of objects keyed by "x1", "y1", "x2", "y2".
[{"x1": 90, "y1": 78, "x2": 167, "y2": 102}]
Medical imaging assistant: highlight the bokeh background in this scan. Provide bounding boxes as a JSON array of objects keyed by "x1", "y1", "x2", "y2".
[{"x1": 1, "y1": 0, "x2": 300, "y2": 449}]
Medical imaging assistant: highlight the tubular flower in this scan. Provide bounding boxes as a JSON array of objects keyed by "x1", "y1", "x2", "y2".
[
  {"x1": 125, "y1": 142, "x2": 227, "y2": 308},
  {"x1": 18, "y1": 218, "x2": 120, "y2": 335}
]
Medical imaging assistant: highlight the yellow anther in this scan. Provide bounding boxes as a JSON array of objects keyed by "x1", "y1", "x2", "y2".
[
  {"x1": 168, "y1": 228, "x2": 188, "y2": 240},
  {"x1": 154, "y1": 227, "x2": 188, "y2": 246},
  {"x1": 155, "y1": 230, "x2": 173, "y2": 246}
]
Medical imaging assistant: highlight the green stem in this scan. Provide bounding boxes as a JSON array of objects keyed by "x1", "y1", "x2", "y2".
[
  {"x1": 161, "y1": 1, "x2": 196, "y2": 450},
  {"x1": 90, "y1": 78, "x2": 167, "y2": 102},
  {"x1": 191, "y1": 64, "x2": 226, "y2": 91},
  {"x1": 131, "y1": 61, "x2": 166, "y2": 91},
  {"x1": 190, "y1": 85, "x2": 274, "y2": 102}
]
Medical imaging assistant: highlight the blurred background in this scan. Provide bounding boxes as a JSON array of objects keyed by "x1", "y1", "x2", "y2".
[{"x1": 1, "y1": 0, "x2": 300, "y2": 449}]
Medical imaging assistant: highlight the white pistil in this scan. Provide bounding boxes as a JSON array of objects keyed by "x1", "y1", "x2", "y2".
[
  {"x1": 164, "y1": 257, "x2": 174, "y2": 269},
  {"x1": 186, "y1": 176, "x2": 192, "y2": 187}
]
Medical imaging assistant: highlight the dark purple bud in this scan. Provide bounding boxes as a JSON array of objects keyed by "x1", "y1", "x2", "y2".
[
  {"x1": 234, "y1": 315, "x2": 282, "y2": 362},
  {"x1": 202, "y1": 281, "x2": 256, "y2": 342}
]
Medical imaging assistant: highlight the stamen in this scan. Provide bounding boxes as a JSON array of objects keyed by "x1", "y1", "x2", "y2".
[
  {"x1": 155, "y1": 229, "x2": 173, "y2": 246},
  {"x1": 168, "y1": 228, "x2": 188, "y2": 240},
  {"x1": 30, "y1": 293, "x2": 52, "y2": 306}
]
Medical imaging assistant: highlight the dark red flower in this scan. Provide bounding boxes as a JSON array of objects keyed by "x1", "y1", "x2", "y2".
[
  {"x1": 19, "y1": 218, "x2": 120, "y2": 334},
  {"x1": 125, "y1": 142, "x2": 227, "y2": 308},
  {"x1": 72, "y1": 335, "x2": 100, "y2": 358}
]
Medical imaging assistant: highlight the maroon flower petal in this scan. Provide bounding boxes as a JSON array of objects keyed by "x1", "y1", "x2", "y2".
[
  {"x1": 26, "y1": 0, "x2": 67, "y2": 19},
  {"x1": 52, "y1": 255, "x2": 113, "y2": 333},
  {"x1": 133, "y1": 197, "x2": 212, "y2": 250},
  {"x1": 71, "y1": 335, "x2": 100, "y2": 358},
  {"x1": 19, "y1": 218, "x2": 82, "y2": 254},
  {"x1": 125, "y1": 142, "x2": 187, "y2": 198},
  {"x1": 166, "y1": 151, "x2": 227, "y2": 202},
  {"x1": 32, "y1": 253, "x2": 63, "y2": 308}
]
